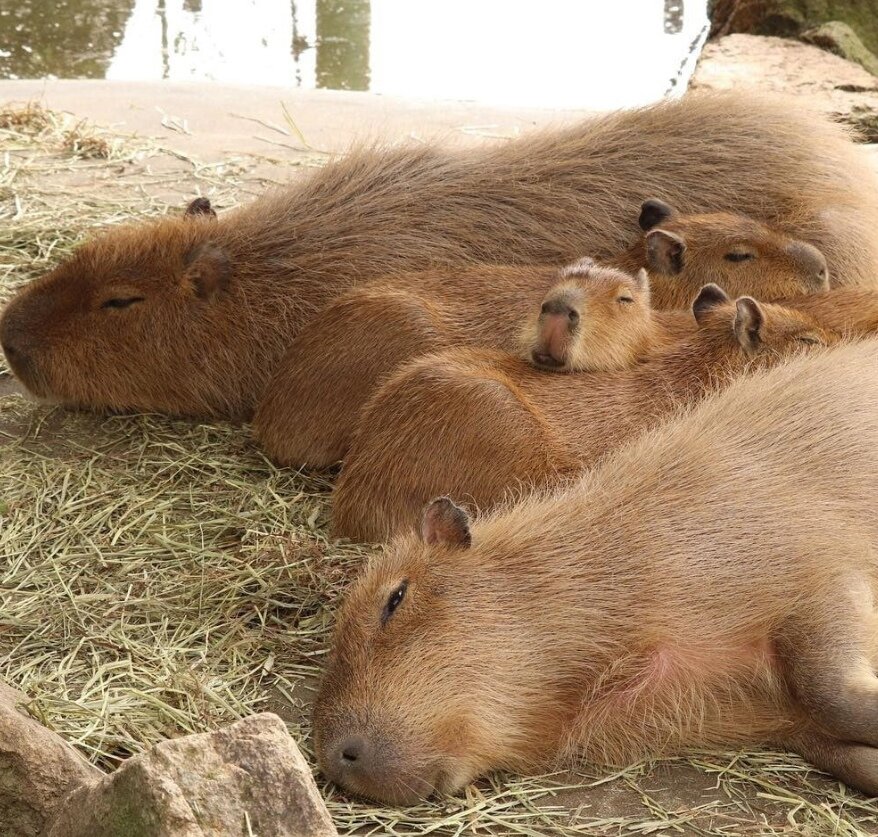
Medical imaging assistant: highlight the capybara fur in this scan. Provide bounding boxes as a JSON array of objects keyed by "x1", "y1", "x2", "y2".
[
  {"x1": 332, "y1": 288, "x2": 840, "y2": 542},
  {"x1": 254, "y1": 205, "x2": 830, "y2": 468},
  {"x1": 3, "y1": 93, "x2": 877, "y2": 418},
  {"x1": 314, "y1": 339, "x2": 878, "y2": 804}
]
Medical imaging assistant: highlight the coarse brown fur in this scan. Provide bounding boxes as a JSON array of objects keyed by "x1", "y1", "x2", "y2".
[
  {"x1": 253, "y1": 207, "x2": 830, "y2": 468},
  {"x1": 332, "y1": 291, "x2": 839, "y2": 542},
  {"x1": 314, "y1": 339, "x2": 878, "y2": 805},
  {"x1": 2, "y1": 93, "x2": 876, "y2": 418}
]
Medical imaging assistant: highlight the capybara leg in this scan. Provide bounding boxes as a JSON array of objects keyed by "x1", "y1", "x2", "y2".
[
  {"x1": 253, "y1": 290, "x2": 448, "y2": 469},
  {"x1": 788, "y1": 731, "x2": 878, "y2": 796},
  {"x1": 777, "y1": 576, "x2": 878, "y2": 747}
]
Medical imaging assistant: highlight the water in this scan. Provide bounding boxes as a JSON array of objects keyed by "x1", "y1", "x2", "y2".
[{"x1": 0, "y1": 1, "x2": 709, "y2": 109}]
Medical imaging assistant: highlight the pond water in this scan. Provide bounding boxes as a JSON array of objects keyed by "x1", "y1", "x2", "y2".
[{"x1": 0, "y1": 1, "x2": 710, "y2": 109}]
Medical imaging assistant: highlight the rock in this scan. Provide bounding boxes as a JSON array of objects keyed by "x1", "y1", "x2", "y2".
[
  {"x1": 692, "y1": 34, "x2": 878, "y2": 141},
  {"x1": 709, "y1": 0, "x2": 878, "y2": 57},
  {"x1": 0, "y1": 680, "x2": 102, "y2": 837},
  {"x1": 43, "y1": 713, "x2": 337, "y2": 837},
  {"x1": 802, "y1": 21, "x2": 878, "y2": 76}
]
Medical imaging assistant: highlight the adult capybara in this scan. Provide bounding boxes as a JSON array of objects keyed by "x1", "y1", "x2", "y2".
[
  {"x1": 314, "y1": 339, "x2": 878, "y2": 805},
  {"x1": 253, "y1": 205, "x2": 829, "y2": 467},
  {"x1": 332, "y1": 286, "x2": 839, "y2": 541},
  {"x1": 1, "y1": 93, "x2": 875, "y2": 418}
]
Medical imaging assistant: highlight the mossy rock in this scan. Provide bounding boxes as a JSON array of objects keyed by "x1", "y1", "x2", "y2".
[
  {"x1": 709, "y1": 1, "x2": 878, "y2": 58},
  {"x1": 802, "y1": 21, "x2": 878, "y2": 76}
]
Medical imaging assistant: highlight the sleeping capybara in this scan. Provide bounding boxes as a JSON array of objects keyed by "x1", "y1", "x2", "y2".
[
  {"x1": 521, "y1": 262, "x2": 691, "y2": 372},
  {"x1": 332, "y1": 286, "x2": 839, "y2": 541},
  {"x1": 314, "y1": 338, "x2": 878, "y2": 805},
  {"x1": 1, "y1": 93, "x2": 874, "y2": 418},
  {"x1": 253, "y1": 204, "x2": 829, "y2": 467}
]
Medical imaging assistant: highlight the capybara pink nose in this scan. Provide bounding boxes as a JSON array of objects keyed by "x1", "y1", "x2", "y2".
[
  {"x1": 786, "y1": 241, "x2": 829, "y2": 290},
  {"x1": 534, "y1": 301, "x2": 579, "y2": 369}
]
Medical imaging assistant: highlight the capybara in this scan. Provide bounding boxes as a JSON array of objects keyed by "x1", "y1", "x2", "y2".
[
  {"x1": 332, "y1": 286, "x2": 839, "y2": 541},
  {"x1": 314, "y1": 338, "x2": 878, "y2": 804},
  {"x1": 2, "y1": 93, "x2": 875, "y2": 418},
  {"x1": 253, "y1": 204, "x2": 829, "y2": 467},
  {"x1": 521, "y1": 261, "x2": 690, "y2": 371},
  {"x1": 616, "y1": 198, "x2": 830, "y2": 309}
]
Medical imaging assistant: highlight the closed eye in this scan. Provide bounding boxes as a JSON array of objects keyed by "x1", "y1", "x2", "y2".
[
  {"x1": 101, "y1": 296, "x2": 145, "y2": 310},
  {"x1": 381, "y1": 580, "x2": 408, "y2": 626},
  {"x1": 617, "y1": 296, "x2": 635, "y2": 304},
  {"x1": 795, "y1": 334, "x2": 821, "y2": 345},
  {"x1": 724, "y1": 251, "x2": 756, "y2": 263}
]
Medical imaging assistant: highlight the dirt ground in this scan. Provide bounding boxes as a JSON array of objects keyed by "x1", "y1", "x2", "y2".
[{"x1": 2, "y1": 59, "x2": 878, "y2": 836}]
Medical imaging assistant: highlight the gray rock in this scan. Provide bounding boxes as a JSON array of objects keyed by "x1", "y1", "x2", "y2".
[
  {"x1": 43, "y1": 713, "x2": 337, "y2": 837},
  {"x1": 0, "y1": 680, "x2": 102, "y2": 837}
]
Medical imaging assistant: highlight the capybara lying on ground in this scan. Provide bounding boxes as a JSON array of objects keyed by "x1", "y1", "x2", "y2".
[
  {"x1": 314, "y1": 338, "x2": 878, "y2": 805},
  {"x1": 332, "y1": 287, "x2": 840, "y2": 541},
  {"x1": 254, "y1": 205, "x2": 829, "y2": 467},
  {"x1": 1, "y1": 93, "x2": 874, "y2": 418}
]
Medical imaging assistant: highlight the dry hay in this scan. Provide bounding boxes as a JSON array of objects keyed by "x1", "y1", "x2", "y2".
[{"x1": 0, "y1": 104, "x2": 876, "y2": 836}]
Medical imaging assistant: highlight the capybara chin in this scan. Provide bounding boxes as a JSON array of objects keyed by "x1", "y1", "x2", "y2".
[
  {"x1": 332, "y1": 286, "x2": 839, "y2": 542},
  {"x1": 314, "y1": 339, "x2": 878, "y2": 805},
  {"x1": 253, "y1": 203, "x2": 830, "y2": 468},
  {"x1": 3, "y1": 92, "x2": 877, "y2": 418}
]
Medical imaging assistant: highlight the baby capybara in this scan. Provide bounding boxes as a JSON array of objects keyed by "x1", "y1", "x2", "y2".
[
  {"x1": 520, "y1": 261, "x2": 691, "y2": 371},
  {"x1": 332, "y1": 287, "x2": 839, "y2": 541},
  {"x1": 254, "y1": 203, "x2": 829, "y2": 467},
  {"x1": 314, "y1": 339, "x2": 878, "y2": 805},
  {"x1": 1, "y1": 93, "x2": 873, "y2": 418}
]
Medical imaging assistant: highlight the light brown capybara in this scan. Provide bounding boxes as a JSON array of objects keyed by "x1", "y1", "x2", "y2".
[
  {"x1": 1, "y1": 93, "x2": 875, "y2": 419},
  {"x1": 331, "y1": 286, "x2": 841, "y2": 542},
  {"x1": 313, "y1": 339, "x2": 878, "y2": 805},
  {"x1": 253, "y1": 203, "x2": 829, "y2": 468}
]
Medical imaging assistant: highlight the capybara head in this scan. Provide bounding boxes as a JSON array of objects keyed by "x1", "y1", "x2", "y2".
[
  {"x1": 638, "y1": 199, "x2": 830, "y2": 306},
  {"x1": 0, "y1": 199, "x2": 260, "y2": 418},
  {"x1": 690, "y1": 283, "x2": 837, "y2": 359},
  {"x1": 314, "y1": 497, "x2": 567, "y2": 805},
  {"x1": 522, "y1": 259, "x2": 653, "y2": 372}
]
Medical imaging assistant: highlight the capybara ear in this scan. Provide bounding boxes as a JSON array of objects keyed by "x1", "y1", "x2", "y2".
[
  {"x1": 692, "y1": 283, "x2": 731, "y2": 325},
  {"x1": 185, "y1": 197, "x2": 217, "y2": 219},
  {"x1": 420, "y1": 497, "x2": 472, "y2": 549},
  {"x1": 632, "y1": 267, "x2": 650, "y2": 294},
  {"x1": 183, "y1": 242, "x2": 231, "y2": 300},
  {"x1": 734, "y1": 297, "x2": 766, "y2": 356},
  {"x1": 645, "y1": 229, "x2": 686, "y2": 275},
  {"x1": 638, "y1": 198, "x2": 677, "y2": 231},
  {"x1": 560, "y1": 256, "x2": 595, "y2": 277}
]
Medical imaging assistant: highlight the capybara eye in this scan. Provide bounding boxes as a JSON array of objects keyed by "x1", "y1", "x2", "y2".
[
  {"x1": 796, "y1": 334, "x2": 822, "y2": 346},
  {"x1": 617, "y1": 296, "x2": 635, "y2": 305},
  {"x1": 724, "y1": 251, "x2": 756, "y2": 263},
  {"x1": 381, "y1": 580, "x2": 408, "y2": 626},
  {"x1": 101, "y1": 296, "x2": 145, "y2": 310}
]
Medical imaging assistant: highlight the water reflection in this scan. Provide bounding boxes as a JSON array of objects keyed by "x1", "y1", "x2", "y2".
[{"x1": 1, "y1": 0, "x2": 709, "y2": 109}]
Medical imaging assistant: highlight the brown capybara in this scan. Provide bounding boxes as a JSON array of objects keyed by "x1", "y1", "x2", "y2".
[
  {"x1": 520, "y1": 262, "x2": 691, "y2": 371},
  {"x1": 615, "y1": 198, "x2": 830, "y2": 309},
  {"x1": 2, "y1": 93, "x2": 876, "y2": 418},
  {"x1": 253, "y1": 204, "x2": 830, "y2": 468},
  {"x1": 331, "y1": 286, "x2": 840, "y2": 541},
  {"x1": 313, "y1": 339, "x2": 878, "y2": 805}
]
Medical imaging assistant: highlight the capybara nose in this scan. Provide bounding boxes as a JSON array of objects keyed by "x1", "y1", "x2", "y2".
[
  {"x1": 786, "y1": 241, "x2": 830, "y2": 290},
  {"x1": 336, "y1": 735, "x2": 370, "y2": 774},
  {"x1": 540, "y1": 298, "x2": 581, "y2": 324}
]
